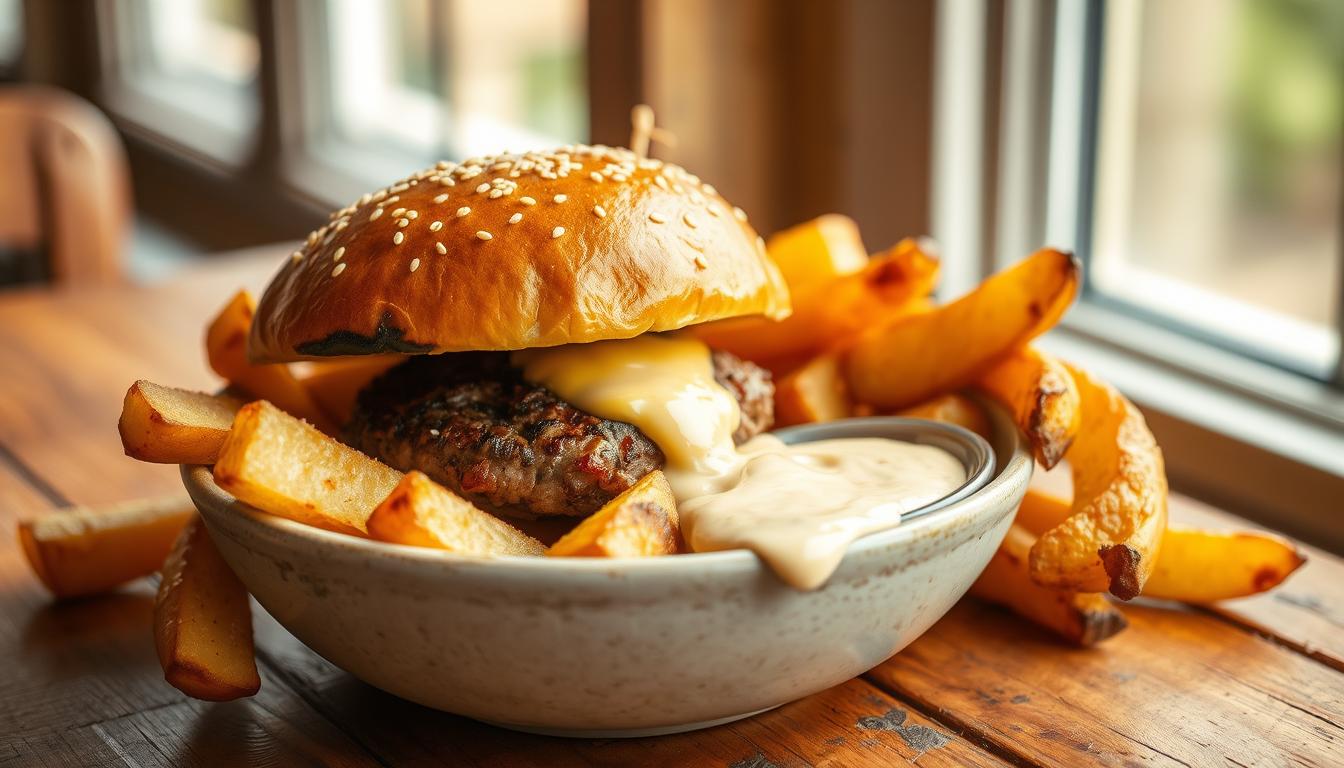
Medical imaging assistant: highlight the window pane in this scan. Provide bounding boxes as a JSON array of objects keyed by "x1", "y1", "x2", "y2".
[
  {"x1": 1091, "y1": 0, "x2": 1341, "y2": 374},
  {"x1": 0, "y1": 0, "x2": 22, "y2": 65},
  {"x1": 321, "y1": 0, "x2": 587, "y2": 161},
  {"x1": 140, "y1": 0, "x2": 259, "y2": 87}
]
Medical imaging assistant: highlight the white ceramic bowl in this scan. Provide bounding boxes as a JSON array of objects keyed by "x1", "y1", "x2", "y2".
[{"x1": 183, "y1": 407, "x2": 1031, "y2": 738}]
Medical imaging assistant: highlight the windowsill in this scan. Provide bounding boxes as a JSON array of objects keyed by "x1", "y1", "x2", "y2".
[
  {"x1": 1040, "y1": 300, "x2": 1344, "y2": 553},
  {"x1": 98, "y1": 76, "x2": 258, "y2": 168}
]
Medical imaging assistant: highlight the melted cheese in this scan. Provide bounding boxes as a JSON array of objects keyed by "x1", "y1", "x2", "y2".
[{"x1": 515, "y1": 334, "x2": 965, "y2": 590}]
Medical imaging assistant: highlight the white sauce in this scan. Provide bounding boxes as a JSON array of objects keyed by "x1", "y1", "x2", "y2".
[{"x1": 515, "y1": 335, "x2": 966, "y2": 590}]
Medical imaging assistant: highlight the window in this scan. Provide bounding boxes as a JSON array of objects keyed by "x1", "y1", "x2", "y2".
[
  {"x1": 0, "y1": 0, "x2": 21, "y2": 67},
  {"x1": 1089, "y1": 0, "x2": 1342, "y2": 378},
  {"x1": 98, "y1": 0, "x2": 260, "y2": 160},
  {"x1": 299, "y1": 0, "x2": 588, "y2": 194}
]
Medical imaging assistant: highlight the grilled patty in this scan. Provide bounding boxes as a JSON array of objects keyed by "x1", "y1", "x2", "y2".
[{"x1": 346, "y1": 348, "x2": 773, "y2": 518}]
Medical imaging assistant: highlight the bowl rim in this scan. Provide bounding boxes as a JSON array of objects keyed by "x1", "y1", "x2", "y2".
[{"x1": 184, "y1": 407, "x2": 1032, "y2": 577}]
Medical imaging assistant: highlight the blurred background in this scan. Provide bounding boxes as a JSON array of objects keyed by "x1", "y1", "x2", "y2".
[{"x1": 0, "y1": 0, "x2": 1339, "y2": 541}]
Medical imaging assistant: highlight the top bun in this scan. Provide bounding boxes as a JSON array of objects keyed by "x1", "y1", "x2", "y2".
[{"x1": 249, "y1": 145, "x2": 791, "y2": 362}]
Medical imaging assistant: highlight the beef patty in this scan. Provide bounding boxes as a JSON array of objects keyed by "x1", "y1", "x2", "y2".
[{"x1": 346, "y1": 348, "x2": 773, "y2": 518}]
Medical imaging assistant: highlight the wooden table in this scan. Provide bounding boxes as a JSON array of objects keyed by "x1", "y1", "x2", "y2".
[{"x1": 2, "y1": 249, "x2": 1342, "y2": 767}]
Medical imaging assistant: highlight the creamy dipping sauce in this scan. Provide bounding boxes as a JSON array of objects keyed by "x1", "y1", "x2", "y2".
[{"x1": 515, "y1": 335, "x2": 966, "y2": 590}]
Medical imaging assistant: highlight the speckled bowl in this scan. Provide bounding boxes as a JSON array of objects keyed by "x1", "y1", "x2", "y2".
[{"x1": 183, "y1": 407, "x2": 1031, "y2": 738}]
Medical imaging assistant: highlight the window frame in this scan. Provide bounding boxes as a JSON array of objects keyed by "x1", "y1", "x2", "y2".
[{"x1": 942, "y1": 0, "x2": 1344, "y2": 548}]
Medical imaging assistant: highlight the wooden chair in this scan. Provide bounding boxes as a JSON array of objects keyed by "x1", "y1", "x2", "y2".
[{"x1": 0, "y1": 85, "x2": 130, "y2": 287}]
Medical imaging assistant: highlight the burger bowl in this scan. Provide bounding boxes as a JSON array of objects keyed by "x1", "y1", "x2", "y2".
[{"x1": 183, "y1": 405, "x2": 1031, "y2": 738}]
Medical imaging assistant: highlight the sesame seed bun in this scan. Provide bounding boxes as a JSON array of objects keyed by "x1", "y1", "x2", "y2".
[{"x1": 248, "y1": 145, "x2": 791, "y2": 363}]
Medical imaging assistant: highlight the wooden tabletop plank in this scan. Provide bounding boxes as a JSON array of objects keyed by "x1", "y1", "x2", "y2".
[
  {"x1": 1168, "y1": 496, "x2": 1344, "y2": 673},
  {"x1": 866, "y1": 599, "x2": 1344, "y2": 767}
]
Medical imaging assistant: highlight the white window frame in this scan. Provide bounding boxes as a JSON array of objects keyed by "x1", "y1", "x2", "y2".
[{"x1": 934, "y1": 0, "x2": 1344, "y2": 550}]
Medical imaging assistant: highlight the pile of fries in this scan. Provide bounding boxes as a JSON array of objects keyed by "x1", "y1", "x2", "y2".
[{"x1": 18, "y1": 214, "x2": 1304, "y2": 702}]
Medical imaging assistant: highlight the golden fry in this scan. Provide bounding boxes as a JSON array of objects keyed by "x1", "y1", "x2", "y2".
[
  {"x1": 976, "y1": 346, "x2": 1080, "y2": 469},
  {"x1": 897, "y1": 393, "x2": 991, "y2": 440},
  {"x1": 844, "y1": 249, "x2": 1079, "y2": 410},
  {"x1": 1028, "y1": 366, "x2": 1166, "y2": 599},
  {"x1": 154, "y1": 515, "x2": 260, "y2": 701},
  {"x1": 206, "y1": 291, "x2": 334, "y2": 432},
  {"x1": 368, "y1": 471, "x2": 545, "y2": 556},
  {"x1": 19, "y1": 497, "x2": 195, "y2": 599},
  {"x1": 119, "y1": 380, "x2": 243, "y2": 464},
  {"x1": 971, "y1": 524, "x2": 1127, "y2": 646},
  {"x1": 548, "y1": 471, "x2": 681, "y2": 557},
  {"x1": 765, "y1": 213, "x2": 870, "y2": 289},
  {"x1": 213, "y1": 401, "x2": 401, "y2": 536},
  {"x1": 774, "y1": 354, "x2": 852, "y2": 427}
]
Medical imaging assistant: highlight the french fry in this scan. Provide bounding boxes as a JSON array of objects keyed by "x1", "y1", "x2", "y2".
[
  {"x1": 213, "y1": 401, "x2": 401, "y2": 536},
  {"x1": 367, "y1": 471, "x2": 545, "y2": 556},
  {"x1": 976, "y1": 346, "x2": 1080, "y2": 469},
  {"x1": 774, "y1": 354, "x2": 852, "y2": 427},
  {"x1": 844, "y1": 249, "x2": 1079, "y2": 410},
  {"x1": 696, "y1": 238, "x2": 939, "y2": 368},
  {"x1": 1029, "y1": 366, "x2": 1167, "y2": 600},
  {"x1": 1017, "y1": 488, "x2": 1305, "y2": 602},
  {"x1": 1143, "y1": 526, "x2": 1305, "y2": 602},
  {"x1": 118, "y1": 380, "x2": 243, "y2": 464},
  {"x1": 18, "y1": 497, "x2": 195, "y2": 599},
  {"x1": 897, "y1": 393, "x2": 991, "y2": 440},
  {"x1": 971, "y1": 524, "x2": 1127, "y2": 646},
  {"x1": 548, "y1": 471, "x2": 681, "y2": 557},
  {"x1": 764, "y1": 213, "x2": 870, "y2": 289},
  {"x1": 206, "y1": 291, "x2": 334, "y2": 432},
  {"x1": 298, "y1": 356, "x2": 399, "y2": 425},
  {"x1": 154, "y1": 515, "x2": 260, "y2": 701}
]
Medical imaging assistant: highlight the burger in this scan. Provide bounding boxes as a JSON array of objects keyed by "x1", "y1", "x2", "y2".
[{"x1": 248, "y1": 145, "x2": 791, "y2": 519}]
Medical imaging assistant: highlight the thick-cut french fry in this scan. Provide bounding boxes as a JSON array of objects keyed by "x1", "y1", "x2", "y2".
[
  {"x1": 367, "y1": 471, "x2": 544, "y2": 556},
  {"x1": 154, "y1": 515, "x2": 260, "y2": 701},
  {"x1": 774, "y1": 354, "x2": 852, "y2": 427},
  {"x1": 206, "y1": 291, "x2": 334, "y2": 432},
  {"x1": 548, "y1": 471, "x2": 681, "y2": 557},
  {"x1": 298, "y1": 356, "x2": 399, "y2": 425},
  {"x1": 119, "y1": 380, "x2": 243, "y2": 464},
  {"x1": 897, "y1": 393, "x2": 991, "y2": 440},
  {"x1": 976, "y1": 346, "x2": 1080, "y2": 469},
  {"x1": 844, "y1": 249, "x2": 1079, "y2": 410},
  {"x1": 1016, "y1": 488, "x2": 1305, "y2": 602},
  {"x1": 213, "y1": 401, "x2": 401, "y2": 536},
  {"x1": 971, "y1": 524, "x2": 1127, "y2": 646},
  {"x1": 764, "y1": 213, "x2": 870, "y2": 289},
  {"x1": 696, "y1": 238, "x2": 939, "y2": 368},
  {"x1": 19, "y1": 497, "x2": 195, "y2": 599},
  {"x1": 1029, "y1": 366, "x2": 1166, "y2": 600}
]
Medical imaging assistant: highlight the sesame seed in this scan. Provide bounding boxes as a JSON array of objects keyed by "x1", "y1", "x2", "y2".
[
  {"x1": 593, "y1": 204, "x2": 606, "y2": 218},
  {"x1": 410, "y1": 258, "x2": 421, "y2": 272},
  {"x1": 654, "y1": 176, "x2": 669, "y2": 191},
  {"x1": 649, "y1": 212, "x2": 666, "y2": 223},
  {"x1": 693, "y1": 255, "x2": 708, "y2": 269},
  {"x1": 370, "y1": 207, "x2": 384, "y2": 221},
  {"x1": 440, "y1": 177, "x2": 455, "y2": 186},
  {"x1": 703, "y1": 184, "x2": 717, "y2": 196},
  {"x1": 435, "y1": 242, "x2": 447, "y2": 254},
  {"x1": 734, "y1": 206, "x2": 748, "y2": 222},
  {"x1": 589, "y1": 171, "x2": 603, "y2": 182},
  {"x1": 386, "y1": 195, "x2": 400, "y2": 204},
  {"x1": 290, "y1": 250, "x2": 302, "y2": 262},
  {"x1": 456, "y1": 206, "x2": 471, "y2": 217},
  {"x1": 433, "y1": 193, "x2": 449, "y2": 204},
  {"x1": 706, "y1": 206, "x2": 720, "y2": 218},
  {"x1": 333, "y1": 246, "x2": 346, "y2": 261},
  {"x1": 332, "y1": 263, "x2": 346, "y2": 276},
  {"x1": 407, "y1": 210, "x2": 418, "y2": 219},
  {"x1": 552, "y1": 226, "x2": 566, "y2": 238},
  {"x1": 553, "y1": 194, "x2": 568, "y2": 203},
  {"x1": 684, "y1": 213, "x2": 698, "y2": 229},
  {"x1": 391, "y1": 207, "x2": 406, "y2": 217},
  {"x1": 474, "y1": 182, "x2": 489, "y2": 194},
  {"x1": 520, "y1": 196, "x2": 537, "y2": 206},
  {"x1": 476, "y1": 230, "x2": 493, "y2": 241},
  {"x1": 509, "y1": 213, "x2": 523, "y2": 224},
  {"x1": 429, "y1": 221, "x2": 443, "y2": 232},
  {"x1": 429, "y1": 428, "x2": 440, "y2": 436},
  {"x1": 397, "y1": 218, "x2": 410, "y2": 228},
  {"x1": 393, "y1": 231, "x2": 405, "y2": 245}
]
